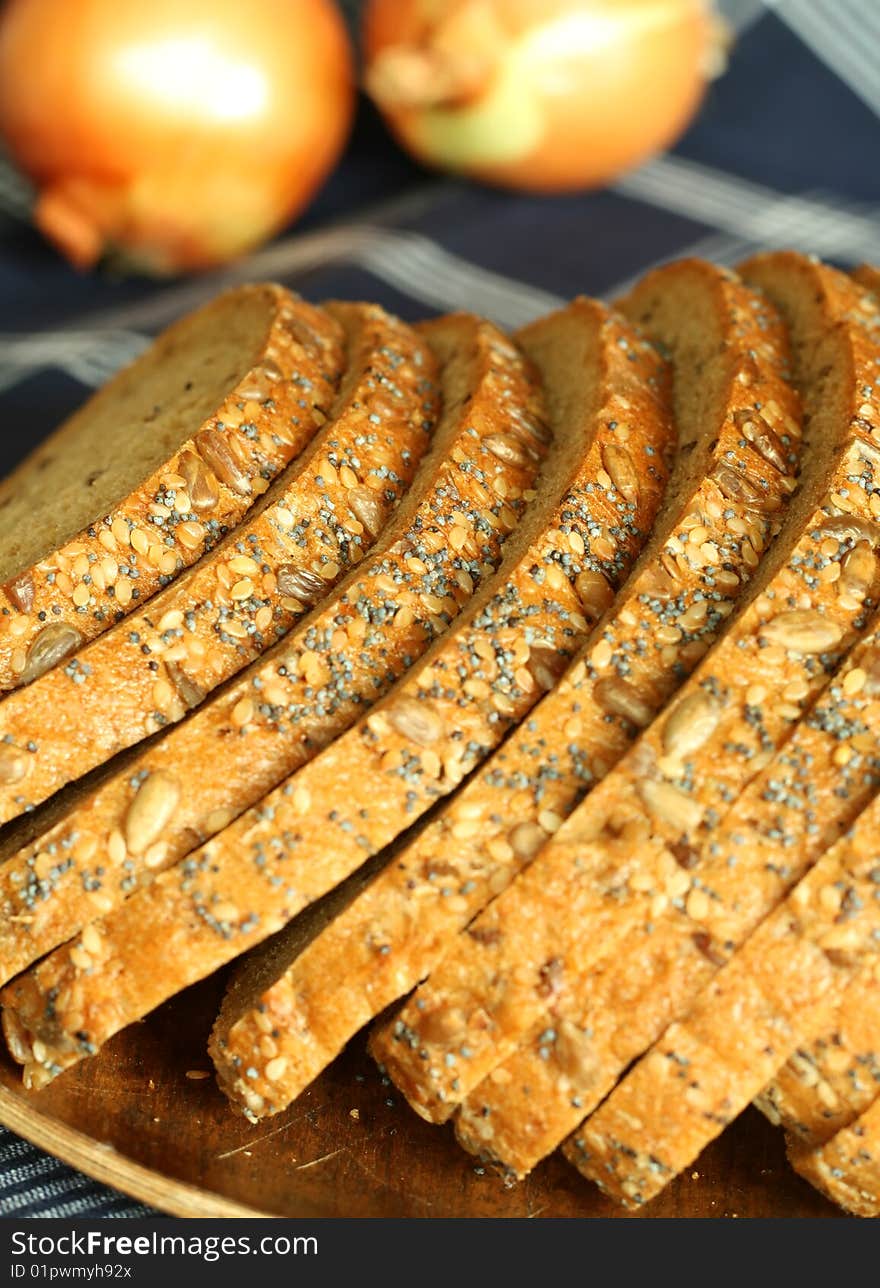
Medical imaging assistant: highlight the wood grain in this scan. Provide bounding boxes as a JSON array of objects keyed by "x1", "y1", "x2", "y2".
[{"x1": 0, "y1": 971, "x2": 842, "y2": 1218}]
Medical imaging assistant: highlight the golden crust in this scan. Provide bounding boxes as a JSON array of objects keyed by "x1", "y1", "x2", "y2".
[
  {"x1": 371, "y1": 255, "x2": 880, "y2": 1132},
  {"x1": 789, "y1": 1096, "x2": 880, "y2": 1217},
  {"x1": 0, "y1": 311, "x2": 562, "y2": 1089},
  {"x1": 0, "y1": 287, "x2": 344, "y2": 692},
  {"x1": 208, "y1": 263, "x2": 799, "y2": 1123},
  {"x1": 0, "y1": 303, "x2": 443, "y2": 984},
  {"x1": 0, "y1": 303, "x2": 435, "y2": 826},
  {"x1": 573, "y1": 802, "x2": 880, "y2": 1208}
]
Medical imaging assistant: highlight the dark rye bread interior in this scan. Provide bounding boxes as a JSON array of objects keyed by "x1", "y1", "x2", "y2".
[
  {"x1": 210, "y1": 270, "x2": 788, "y2": 1045},
  {"x1": 0, "y1": 287, "x2": 283, "y2": 587}
]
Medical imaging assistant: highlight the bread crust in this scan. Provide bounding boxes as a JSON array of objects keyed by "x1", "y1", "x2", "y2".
[
  {"x1": 753, "y1": 264, "x2": 880, "y2": 1149},
  {"x1": 571, "y1": 797, "x2": 880, "y2": 1208},
  {"x1": 0, "y1": 287, "x2": 344, "y2": 692},
  {"x1": 788, "y1": 1095, "x2": 880, "y2": 1216},
  {"x1": 371, "y1": 255, "x2": 880, "y2": 1129},
  {"x1": 0, "y1": 302, "x2": 437, "y2": 825},
  {"x1": 462, "y1": 609, "x2": 880, "y2": 1177},
  {"x1": 0, "y1": 303, "x2": 444, "y2": 984},
  {"x1": 1, "y1": 312, "x2": 565, "y2": 1090},
  {"x1": 208, "y1": 264, "x2": 800, "y2": 1122}
]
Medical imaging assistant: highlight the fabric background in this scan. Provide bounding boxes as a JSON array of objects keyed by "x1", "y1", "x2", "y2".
[{"x1": 0, "y1": 0, "x2": 877, "y2": 1216}]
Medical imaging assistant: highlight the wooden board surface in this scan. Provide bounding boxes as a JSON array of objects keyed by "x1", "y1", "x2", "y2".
[{"x1": 0, "y1": 970, "x2": 841, "y2": 1218}]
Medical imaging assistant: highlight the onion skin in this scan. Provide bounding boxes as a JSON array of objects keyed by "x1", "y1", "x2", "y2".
[
  {"x1": 0, "y1": 0, "x2": 355, "y2": 273},
  {"x1": 364, "y1": 0, "x2": 718, "y2": 193}
]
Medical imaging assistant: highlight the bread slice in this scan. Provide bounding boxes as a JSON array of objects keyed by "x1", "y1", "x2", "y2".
[
  {"x1": 752, "y1": 263, "x2": 880, "y2": 1148},
  {"x1": 371, "y1": 253, "x2": 880, "y2": 1126},
  {"x1": 789, "y1": 1093, "x2": 880, "y2": 1216},
  {"x1": 0, "y1": 286, "x2": 344, "y2": 692},
  {"x1": 208, "y1": 262, "x2": 801, "y2": 1121},
  {"x1": 0, "y1": 299, "x2": 672, "y2": 1093},
  {"x1": 0, "y1": 304, "x2": 458, "y2": 985},
  {"x1": 0, "y1": 302, "x2": 439, "y2": 824},
  {"x1": 757, "y1": 963, "x2": 880, "y2": 1146},
  {"x1": 854, "y1": 264, "x2": 880, "y2": 296},
  {"x1": 570, "y1": 786, "x2": 880, "y2": 1209},
  {"x1": 466, "y1": 591, "x2": 880, "y2": 1177}
]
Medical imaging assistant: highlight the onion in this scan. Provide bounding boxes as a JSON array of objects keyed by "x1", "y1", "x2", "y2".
[
  {"x1": 364, "y1": 0, "x2": 723, "y2": 192},
  {"x1": 0, "y1": 0, "x2": 355, "y2": 273}
]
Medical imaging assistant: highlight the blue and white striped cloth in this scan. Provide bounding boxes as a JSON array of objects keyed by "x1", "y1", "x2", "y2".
[{"x1": 0, "y1": 0, "x2": 878, "y2": 1216}]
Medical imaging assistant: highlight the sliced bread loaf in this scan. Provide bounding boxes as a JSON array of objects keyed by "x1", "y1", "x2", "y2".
[
  {"x1": 371, "y1": 254, "x2": 880, "y2": 1127},
  {"x1": 0, "y1": 302, "x2": 438, "y2": 824},
  {"x1": 570, "y1": 782, "x2": 880, "y2": 1209},
  {"x1": 470, "y1": 596, "x2": 880, "y2": 1178},
  {"x1": 751, "y1": 263, "x2": 880, "y2": 1148},
  {"x1": 0, "y1": 287, "x2": 343, "y2": 692},
  {"x1": 0, "y1": 311, "x2": 617, "y2": 989},
  {"x1": 208, "y1": 262, "x2": 801, "y2": 1121},
  {"x1": 757, "y1": 962, "x2": 880, "y2": 1146},
  {"x1": 0, "y1": 299, "x2": 671, "y2": 1094},
  {"x1": 788, "y1": 1092, "x2": 880, "y2": 1216}
]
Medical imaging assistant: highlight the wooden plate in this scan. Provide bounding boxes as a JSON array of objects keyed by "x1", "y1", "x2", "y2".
[{"x1": 0, "y1": 970, "x2": 842, "y2": 1218}]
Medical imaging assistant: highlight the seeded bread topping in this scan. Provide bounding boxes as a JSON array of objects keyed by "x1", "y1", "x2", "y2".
[
  {"x1": 0, "y1": 311, "x2": 571, "y2": 1089},
  {"x1": 752, "y1": 264, "x2": 880, "y2": 1150},
  {"x1": 0, "y1": 302, "x2": 437, "y2": 825},
  {"x1": 207, "y1": 263, "x2": 799, "y2": 1122},
  {"x1": 371, "y1": 254, "x2": 880, "y2": 1127},
  {"x1": 757, "y1": 962, "x2": 880, "y2": 1146},
  {"x1": 462, "y1": 609, "x2": 880, "y2": 1178},
  {"x1": 0, "y1": 303, "x2": 453, "y2": 985},
  {"x1": 789, "y1": 1092, "x2": 880, "y2": 1216},
  {"x1": 0, "y1": 287, "x2": 344, "y2": 693},
  {"x1": 570, "y1": 791, "x2": 880, "y2": 1208}
]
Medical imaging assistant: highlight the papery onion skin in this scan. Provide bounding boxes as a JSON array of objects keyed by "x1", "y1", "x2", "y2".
[
  {"x1": 364, "y1": 0, "x2": 718, "y2": 192},
  {"x1": 0, "y1": 0, "x2": 355, "y2": 273}
]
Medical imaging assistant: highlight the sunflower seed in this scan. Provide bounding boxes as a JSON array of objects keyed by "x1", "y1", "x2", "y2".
[
  {"x1": 178, "y1": 450, "x2": 220, "y2": 513},
  {"x1": 639, "y1": 562, "x2": 679, "y2": 602},
  {"x1": 124, "y1": 771, "x2": 182, "y2": 856},
  {"x1": 348, "y1": 487, "x2": 384, "y2": 538},
  {"x1": 508, "y1": 822, "x2": 547, "y2": 860},
  {"x1": 284, "y1": 316, "x2": 325, "y2": 356},
  {"x1": 595, "y1": 677, "x2": 653, "y2": 728},
  {"x1": 840, "y1": 542, "x2": 877, "y2": 600},
  {"x1": 194, "y1": 430, "x2": 252, "y2": 497},
  {"x1": 0, "y1": 745, "x2": 28, "y2": 786},
  {"x1": 5, "y1": 572, "x2": 35, "y2": 614},
  {"x1": 508, "y1": 406, "x2": 552, "y2": 446},
  {"x1": 638, "y1": 779, "x2": 704, "y2": 834},
  {"x1": 760, "y1": 610, "x2": 843, "y2": 654},
  {"x1": 712, "y1": 463, "x2": 779, "y2": 513},
  {"x1": 528, "y1": 644, "x2": 564, "y2": 692},
  {"x1": 662, "y1": 691, "x2": 721, "y2": 759},
  {"x1": 20, "y1": 623, "x2": 83, "y2": 684},
  {"x1": 238, "y1": 359, "x2": 283, "y2": 401},
  {"x1": 276, "y1": 564, "x2": 326, "y2": 604},
  {"x1": 819, "y1": 515, "x2": 877, "y2": 546},
  {"x1": 602, "y1": 443, "x2": 639, "y2": 504},
  {"x1": 575, "y1": 569, "x2": 614, "y2": 622},
  {"x1": 166, "y1": 662, "x2": 205, "y2": 711},
  {"x1": 733, "y1": 409, "x2": 789, "y2": 473},
  {"x1": 387, "y1": 697, "x2": 443, "y2": 747},
  {"x1": 484, "y1": 433, "x2": 534, "y2": 467}
]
